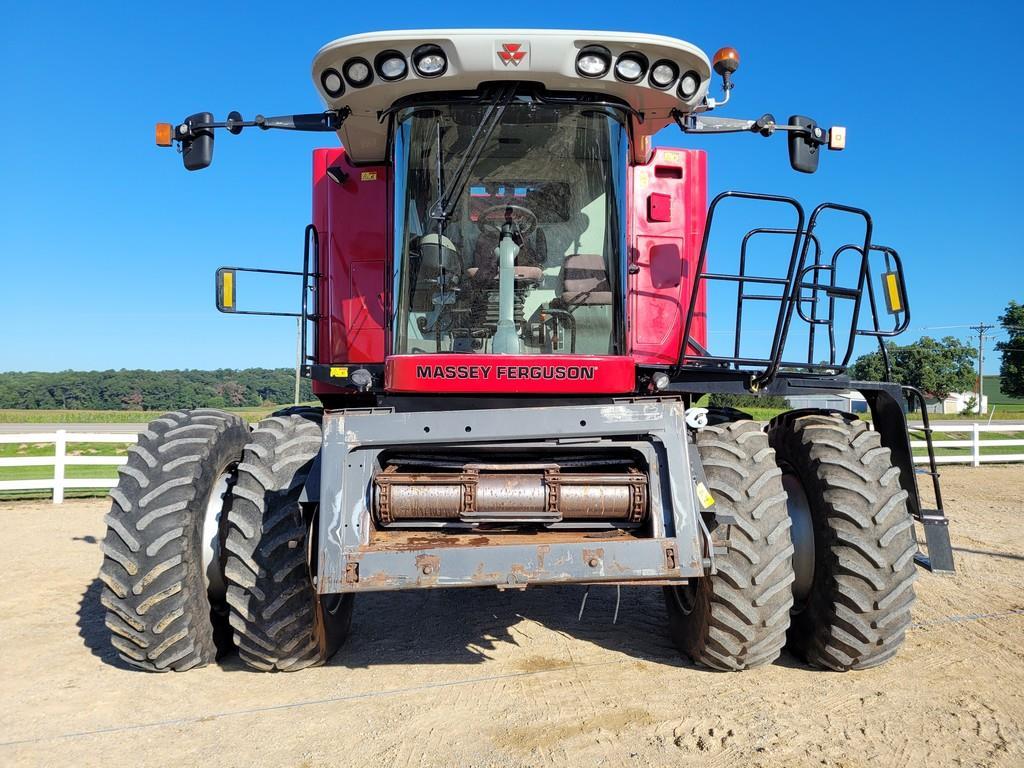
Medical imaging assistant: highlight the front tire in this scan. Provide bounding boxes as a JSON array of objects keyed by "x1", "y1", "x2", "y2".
[
  {"x1": 98, "y1": 409, "x2": 249, "y2": 671},
  {"x1": 223, "y1": 408, "x2": 353, "y2": 672},
  {"x1": 664, "y1": 419, "x2": 795, "y2": 670},
  {"x1": 769, "y1": 410, "x2": 917, "y2": 671}
]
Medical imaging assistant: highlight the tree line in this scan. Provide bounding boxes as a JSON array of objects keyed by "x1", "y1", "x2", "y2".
[
  {"x1": 850, "y1": 299, "x2": 1023, "y2": 401},
  {"x1": 0, "y1": 369, "x2": 312, "y2": 411}
]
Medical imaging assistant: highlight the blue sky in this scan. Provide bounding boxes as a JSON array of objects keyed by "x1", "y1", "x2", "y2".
[{"x1": 1, "y1": 2, "x2": 1021, "y2": 372}]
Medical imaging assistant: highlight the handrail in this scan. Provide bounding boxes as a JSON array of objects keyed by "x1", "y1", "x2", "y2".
[
  {"x1": 673, "y1": 192, "x2": 912, "y2": 391},
  {"x1": 674, "y1": 190, "x2": 806, "y2": 383},
  {"x1": 300, "y1": 224, "x2": 320, "y2": 370}
]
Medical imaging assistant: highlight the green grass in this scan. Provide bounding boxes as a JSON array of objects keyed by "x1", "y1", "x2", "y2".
[
  {"x1": 909, "y1": 428, "x2": 1024, "y2": 459},
  {"x1": 0, "y1": 440, "x2": 129, "y2": 475},
  {"x1": 0, "y1": 407, "x2": 278, "y2": 424},
  {"x1": 0, "y1": 441, "x2": 130, "y2": 458},
  {"x1": 0, "y1": 440, "x2": 125, "y2": 499},
  {"x1": 984, "y1": 375, "x2": 1024, "y2": 406},
  {"x1": 914, "y1": 406, "x2": 1024, "y2": 421}
]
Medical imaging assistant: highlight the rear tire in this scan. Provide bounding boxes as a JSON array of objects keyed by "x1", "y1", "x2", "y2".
[
  {"x1": 664, "y1": 419, "x2": 795, "y2": 670},
  {"x1": 98, "y1": 409, "x2": 249, "y2": 671},
  {"x1": 768, "y1": 410, "x2": 917, "y2": 670},
  {"x1": 223, "y1": 408, "x2": 353, "y2": 672}
]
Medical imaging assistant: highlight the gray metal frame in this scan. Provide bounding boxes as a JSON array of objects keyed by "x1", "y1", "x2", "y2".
[{"x1": 315, "y1": 402, "x2": 710, "y2": 593}]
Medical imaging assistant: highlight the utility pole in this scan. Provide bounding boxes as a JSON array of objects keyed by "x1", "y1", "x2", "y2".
[{"x1": 970, "y1": 323, "x2": 994, "y2": 415}]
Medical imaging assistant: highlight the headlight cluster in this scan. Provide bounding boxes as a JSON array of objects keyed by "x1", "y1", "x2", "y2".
[
  {"x1": 321, "y1": 46, "x2": 449, "y2": 96},
  {"x1": 322, "y1": 43, "x2": 701, "y2": 103},
  {"x1": 574, "y1": 46, "x2": 702, "y2": 102}
]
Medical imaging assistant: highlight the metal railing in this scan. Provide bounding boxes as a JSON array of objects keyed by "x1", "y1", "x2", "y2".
[
  {"x1": 0, "y1": 431, "x2": 136, "y2": 503},
  {"x1": 909, "y1": 423, "x2": 1024, "y2": 466},
  {"x1": 676, "y1": 192, "x2": 910, "y2": 389}
]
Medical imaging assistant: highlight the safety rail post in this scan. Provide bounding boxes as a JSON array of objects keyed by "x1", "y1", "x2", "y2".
[
  {"x1": 53, "y1": 429, "x2": 66, "y2": 504},
  {"x1": 972, "y1": 422, "x2": 981, "y2": 467}
]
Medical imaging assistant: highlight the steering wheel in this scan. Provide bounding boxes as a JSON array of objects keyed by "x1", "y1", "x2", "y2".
[{"x1": 476, "y1": 204, "x2": 538, "y2": 236}]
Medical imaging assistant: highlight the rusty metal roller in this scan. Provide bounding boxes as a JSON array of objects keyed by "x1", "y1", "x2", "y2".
[{"x1": 374, "y1": 463, "x2": 647, "y2": 525}]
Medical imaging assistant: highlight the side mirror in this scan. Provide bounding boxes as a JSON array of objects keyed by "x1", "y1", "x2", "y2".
[
  {"x1": 182, "y1": 112, "x2": 215, "y2": 171},
  {"x1": 215, "y1": 267, "x2": 236, "y2": 313},
  {"x1": 787, "y1": 115, "x2": 820, "y2": 174}
]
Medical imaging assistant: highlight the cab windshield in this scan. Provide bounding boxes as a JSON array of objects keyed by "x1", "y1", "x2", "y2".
[{"x1": 391, "y1": 96, "x2": 628, "y2": 355}]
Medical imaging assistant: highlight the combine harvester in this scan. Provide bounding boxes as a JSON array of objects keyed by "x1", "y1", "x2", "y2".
[{"x1": 102, "y1": 30, "x2": 954, "y2": 673}]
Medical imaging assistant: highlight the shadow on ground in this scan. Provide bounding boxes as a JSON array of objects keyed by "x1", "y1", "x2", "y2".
[
  {"x1": 78, "y1": 574, "x2": 812, "y2": 673},
  {"x1": 76, "y1": 578, "x2": 133, "y2": 670}
]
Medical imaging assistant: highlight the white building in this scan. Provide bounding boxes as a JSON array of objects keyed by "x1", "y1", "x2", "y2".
[
  {"x1": 932, "y1": 391, "x2": 988, "y2": 415},
  {"x1": 785, "y1": 390, "x2": 869, "y2": 414}
]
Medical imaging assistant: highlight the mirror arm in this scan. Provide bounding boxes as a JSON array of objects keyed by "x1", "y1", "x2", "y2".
[
  {"x1": 672, "y1": 110, "x2": 844, "y2": 148},
  {"x1": 674, "y1": 111, "x2": 757, "y2": 134},
  {"x1": 174, "y1": 108, "x2": 349, "y2": 140}
]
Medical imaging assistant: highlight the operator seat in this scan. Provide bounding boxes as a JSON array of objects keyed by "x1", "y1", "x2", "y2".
[
  {"x1": 465, "y1": 227, "x2": 547, "y2": 285},
  {"x1": 559, "y1": 253, "x2": 612, "y2": 306}
]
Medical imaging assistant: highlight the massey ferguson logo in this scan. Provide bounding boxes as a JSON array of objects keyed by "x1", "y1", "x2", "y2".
[
  {"x1": 497, "y1": 42, "x2": 528, "y2": 66},
  {"x1": 415, "y1": 364, "x2": 596, "y2": 381}
]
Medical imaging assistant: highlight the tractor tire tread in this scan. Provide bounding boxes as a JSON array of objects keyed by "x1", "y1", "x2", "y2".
[
  {"x1": 768, "y1": 410, "x2": 917, "y2": 671},
  {"x1": 223, "y1": 408, "x2": 345, "y2": 672},
  {"x1": 665, "y1": 420, "x2": 795, "y2": 671},
  {"x1": 98, "y1": 409, "x2": 249, "y2": 671}
]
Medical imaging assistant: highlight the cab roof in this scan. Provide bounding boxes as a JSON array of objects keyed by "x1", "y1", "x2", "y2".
[{"x1": 312, "y1": 29, "x2": 711, "y2": 163}]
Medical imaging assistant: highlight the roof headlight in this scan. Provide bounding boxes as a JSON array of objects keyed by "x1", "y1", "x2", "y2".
[
  {"x1": 375, "y1": 50, "x2": 408, "y2": 81},
  {"x1": 678, "y1": 70, "x2": 701, "y2": 100},
  {"x1": 343, "y1": 57, "x2": 373, "y2": 88},
  {"x1": 576, "y1": 45, "x2": 611, "y2": 78},
  {"x1": 649, "y1": 60, "x2": 678, "y2": 90},
  {"x1": 320, "y1": 68, "x2": 345, "y2": 98},
  {"x1": 614, "y1": 52, "x2": 648, "y2": 83},
  {"x1": 412, "y1": 44, "x2": 447, "y2": 78}
]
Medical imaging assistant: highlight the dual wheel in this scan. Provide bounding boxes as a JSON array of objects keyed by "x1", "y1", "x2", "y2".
[
  {"x1": 665, "y1": 411, "x2": 918, "y2": 671},
  {"x1": 101, "y1": 407, "x2": 916, "y2": 673},
  {"x1": 99, "y1": 407, "x2": 349, "y2": 672}
]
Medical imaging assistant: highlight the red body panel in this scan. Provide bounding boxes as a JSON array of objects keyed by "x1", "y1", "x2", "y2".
[
  {"x1": 627, "y1": 148, "x2": 707, "y2": 365},
  {"x1": 312, "y1": 145, "x2": 707, "y2": 397},
  {"x1": 312, "y1": 149, "x2": 389, "y2": 396},
  {"x1": 386, "y1": 355, "x2": 635, "y2": 394}
]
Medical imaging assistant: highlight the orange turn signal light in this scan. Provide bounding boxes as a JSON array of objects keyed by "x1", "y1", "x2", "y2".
[
  {"x1": 155, "y1": 122, "x2": 173, "y2": 147},
  {"x1": 712, "y1": 47, "x2": 740, "y2": 76}
]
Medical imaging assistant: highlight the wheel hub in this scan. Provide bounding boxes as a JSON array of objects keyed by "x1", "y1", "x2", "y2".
[
  {"x1": 781, "y1": 472, "x2": 815, "y2": 607},
  {"x1": 201, "y1": 469, "x2": 235, "y2": 604}
]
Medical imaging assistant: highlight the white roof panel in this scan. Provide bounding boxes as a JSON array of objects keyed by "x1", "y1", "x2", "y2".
[{"x1": 312, "y1": 29, "x2": 712, "y2": 163}]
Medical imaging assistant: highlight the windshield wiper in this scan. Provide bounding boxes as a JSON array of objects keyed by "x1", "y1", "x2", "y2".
[{"x1": 428, "y1": 84, "x2": 518, "y2": 230}]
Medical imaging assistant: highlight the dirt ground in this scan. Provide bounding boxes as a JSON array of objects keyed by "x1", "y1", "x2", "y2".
[{"x1": 1, "y1": 466, "x2": 1022, "y2": 768}]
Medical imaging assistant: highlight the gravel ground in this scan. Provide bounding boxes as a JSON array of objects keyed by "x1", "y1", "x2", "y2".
[{"x1": 1, "y1": 465, "x2": 1022, "y2": 767}]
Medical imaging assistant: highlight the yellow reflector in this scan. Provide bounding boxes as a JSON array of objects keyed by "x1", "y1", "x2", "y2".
[
  {"x1": 155, "y1": 122, "x2": 173, "y2": 147},
  {"x1": 883, "y1": 271, "x2": 903, "y2": 314},
  {"x1": 216, "y1": 268, "x2": 236, "y2": 313}
]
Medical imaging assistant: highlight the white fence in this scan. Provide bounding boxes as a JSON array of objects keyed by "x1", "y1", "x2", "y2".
[
  {"x1": 0, "y1": 423, "x2": 1020, "y2": 504},
  {"x1": 910, "y1": 423, "x2": 1024, "y2": 466},
  {"x1": 0, "y1": 431, "x2": 137, "y2": 503}
]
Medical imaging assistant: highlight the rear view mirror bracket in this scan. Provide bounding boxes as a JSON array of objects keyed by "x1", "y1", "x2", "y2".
[
  {"x1": 673, "y1": 110, "x2": 846, "y2": 174},
  {"x1": 157, "y1": 108, "x2": 350, "y2": 171}
]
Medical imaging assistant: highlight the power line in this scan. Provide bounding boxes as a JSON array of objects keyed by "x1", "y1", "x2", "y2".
[{"x1": 970, "y1": 323, "x2": 995, "y2": 415}]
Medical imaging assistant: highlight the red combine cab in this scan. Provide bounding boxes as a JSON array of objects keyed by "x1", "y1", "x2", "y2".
[{"x1": 104, "y1": 30, "x2": 953, "y2": 674}]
